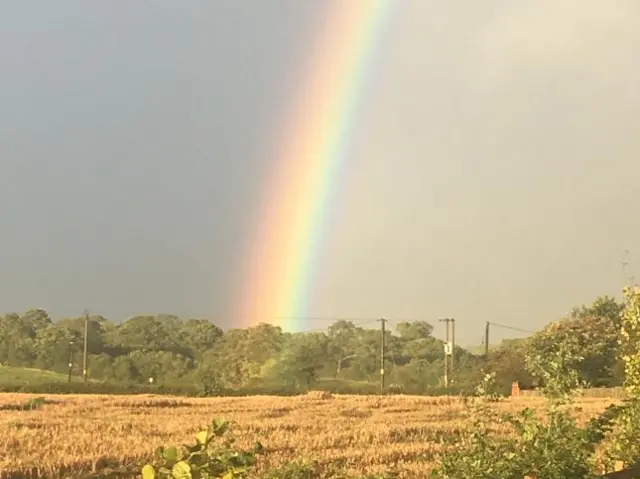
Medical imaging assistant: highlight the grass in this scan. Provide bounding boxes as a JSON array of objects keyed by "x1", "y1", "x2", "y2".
[
  {"x1": 0, "y1": 392, "x2": 617, "y2": 479},
  {"x1": 0, "y1": 365, "x2": 80, "y2": 386}
]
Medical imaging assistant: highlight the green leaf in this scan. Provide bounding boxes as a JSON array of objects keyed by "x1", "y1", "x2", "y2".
[
  {"x1": 142, "y1": 464, "x2": 156, "y2": 479},
  {"x1": 155, "y1": 446, "x2": 165, "y2": 460},
  {"x1": 171, "y1": 461, "x2": 192, "y2": 479},
  {"x1": 187, "y1": 451, "x2": 208, "y2": 466},
  {"x1": 195, "y1": 430, "x2": 209, "y2": 445},
  {"x1": 184, "y1": 443, "x2": 201, "y2": 454},
  {"x1": 212, "y1": 419, "x2": 229, "y2": 436},
  {"x1": 163, "y1": 446, "x2": 179, "y2": 463}
]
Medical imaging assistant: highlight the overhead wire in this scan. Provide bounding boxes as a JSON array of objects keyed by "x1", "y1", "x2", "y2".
[
  {"x1": 487, "y1": 322, "x2": 536, "y2": 334},
  {"x1": 221, "y1": 315, "x2": 537, "y2": 337}
]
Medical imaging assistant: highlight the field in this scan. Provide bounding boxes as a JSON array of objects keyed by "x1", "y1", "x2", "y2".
[
  {"x1": 0, "y1": 393, "x2": 616, "y2": 479},
  {"x1": 0, "y1": 365, "x2": 82, "y2": 386}
]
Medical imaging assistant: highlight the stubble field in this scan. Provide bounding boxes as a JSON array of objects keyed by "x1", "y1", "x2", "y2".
[{"x1": 0, "y1": 392, "x2": 615, "y2": 479}]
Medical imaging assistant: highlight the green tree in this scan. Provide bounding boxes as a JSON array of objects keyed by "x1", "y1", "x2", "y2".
[
  {"x1": 20, "y1": 308, "x2": 52, "y2": 338},
  {"x1": 0, "y1": 313, "x2": 36, "y2": 366},
  {"x1": 179, "y1": 319, "x2": 223, "y2": 358},
  {"x1": 327, "y1": 320, "x2": 360, "y2": 376},
  {"x1": 395, "y1": 320, "x2": 434, "y2": 340},
  {"x1": 114, "y1": 315, "x2": 185, "y2": 353},
  {"x1": 485, "y1": 339, "x2": 534, "y2": 391},
  {"x1": 58, "y1": 315, "x2": 108, "y2": 355},
  {"x1": 34, "y1": 324, "x2": 78, "y2": 372},
  {"x1": 525, "y1": 296, "x2": 624, "y2": 387},
  {"x1": 271, "y1": 332, "x2": 329, "y2": 388}
]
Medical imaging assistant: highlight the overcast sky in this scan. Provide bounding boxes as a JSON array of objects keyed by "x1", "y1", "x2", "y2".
[{"x1": 1, "y1": 1, "x2": 639, "y2": 345}]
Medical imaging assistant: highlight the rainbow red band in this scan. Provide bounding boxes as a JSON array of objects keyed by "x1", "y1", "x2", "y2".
[{"x1": 237, "y1": 1, "x2": 395, "y2": 331}]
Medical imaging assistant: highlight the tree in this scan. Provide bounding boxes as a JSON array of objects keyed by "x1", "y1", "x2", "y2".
[
  {"x1": 179, "y1": 319, "x2": 223, "y2": 358},
  {"x1": 20, "y1": 308, "x2": 52, "y2": 338},
  {"x1": 485, "y1": 340, "x2": 534, "y2": 391},
  {"x1": 343, "y1": 328, "x2": 382, "y2": 381},
  {"x1": 525, "y1": 296, "x2": 625, "y2": 387},
  {"x1": 114, "y1": 315, "x2": 186, "y2": 354},
  {"x1": 34, "y1": 324, "x2": 78, "y2": 372},
  {"x1": 0, "y1": 313, "x2": 36, "y2": 366},
  {"x1": 127, "y1": 350, "x2": 194, "y2": 384},
  {"x1": 58, "y1": 315, "x2": 107, "y2": 355},
  {"x1": 271, "y1": 332, "x2": 329, "y2": 388},
  {"x1": 395, "y1": 321, "x2": 434, "y2": 340},
  {"x1": 327, "y1": 320, "x2": 360, "y2": 376}
]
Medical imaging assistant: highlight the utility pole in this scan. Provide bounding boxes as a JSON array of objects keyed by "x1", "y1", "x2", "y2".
[
  {"x1": 378, "y1": 318, "x2": 387, "y2": 393},
  {"x1": 83, "y1": 310, "x2": 89, "y2": 384},
  {"x1": 484, "y1": 321, "x2": 490, "y2": 357},
  {"x1": 450, "y1": 318, "x2": 456, "y2": 376},
  {"x1": 439, "y1": 318, "x2": 451, "y2": 387},
  {"x1": 67, "y1": 340, "x2": 75, "y2": 383}
]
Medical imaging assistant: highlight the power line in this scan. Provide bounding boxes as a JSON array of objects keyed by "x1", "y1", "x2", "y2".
[
  {"x1": 487, "y1": 322, "x2": 536, "y2": 334},
  {"x1": 240, "y1": 315, "x2": 430, "y2": 324},
  {"x1": 294, "y1": 318, "x2": 382, "y2": 334}
]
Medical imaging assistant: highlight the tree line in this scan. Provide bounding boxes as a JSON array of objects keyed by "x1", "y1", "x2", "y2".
[{"x1": 0, "y1": 294, "x2": 625, "y2": 394}]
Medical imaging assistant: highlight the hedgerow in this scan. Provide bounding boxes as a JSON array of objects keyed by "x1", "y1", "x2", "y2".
[{"x1": 429, "y1": 287, "x2": 640, "y2": 479}]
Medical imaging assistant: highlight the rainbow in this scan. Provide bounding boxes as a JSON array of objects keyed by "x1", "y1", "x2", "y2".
[{"x1": 237, "y1": 1, "x2": 395, "y2": 332}]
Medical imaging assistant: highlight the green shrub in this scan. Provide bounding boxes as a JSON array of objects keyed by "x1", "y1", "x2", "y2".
[
  {"x1": 142, "y1": 419, "x2": 263, "y2": 479},
  {"x1": 430, "y1": 371, "x2": 604, "y2": 479},
  {"x1": 430, "y1": 291, "x2": 640, "y2": 479}
]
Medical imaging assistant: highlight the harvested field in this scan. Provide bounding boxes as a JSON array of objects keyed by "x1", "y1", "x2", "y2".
[{"x1": 0, "y1": 393, "x2": 617, "y2": 478}]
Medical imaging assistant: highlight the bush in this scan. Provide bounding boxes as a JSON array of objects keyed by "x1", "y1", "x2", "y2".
[
  {"x1": 142, "y1": 418, "x2": 263, "y2": 478},
  {"x1": 430, "y1": 287, "x2": 640, "y2": 479},
  {"x1": 430, "y1": 372, "x2": 603, "y2": 479}
]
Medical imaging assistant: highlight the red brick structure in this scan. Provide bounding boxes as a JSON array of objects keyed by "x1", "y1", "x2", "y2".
[{"x1": 511, "y1": 381, "x2": 520, "y2": 397}]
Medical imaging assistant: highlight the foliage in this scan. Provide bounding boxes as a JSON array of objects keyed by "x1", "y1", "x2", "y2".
[
  {"x1": 0, "y1": 309, "x2": 488, "y2": 396},
  {"x1": 596, "y1": 286, "x2": 640, "y2": 468},
  {"x1": 431, "y1": 343, "x2": 629, "y2": 478},
  {"x1": 142, "y1": 419, "x2": 264, "y2": 479},
  {"x1": 620, "y1": 287, "x2": 640, "y2": 397},
  {"x1": 430, "y1": 289, "x2": 640, "y2": 479},
  {"x1": 483, "y1": 340, "x2": 535, "y2": 392},
  {"x1": 525, "y1": 296, "x2": 624, "y2": 388},
  {"x1": 0, "y1": 292, "x2": 631, "y2": 398}
]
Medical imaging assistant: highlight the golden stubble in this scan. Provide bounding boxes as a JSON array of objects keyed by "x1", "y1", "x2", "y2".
[{"x1": 0, "y1": 393, "x2": 616, "y2": 478}]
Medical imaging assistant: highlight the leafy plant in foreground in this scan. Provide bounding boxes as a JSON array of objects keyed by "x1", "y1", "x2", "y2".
[
  {"x1": 142, "y1": 418, "x2": 264, "y2": 479},
  {"x1": 431, "y1": 287, "x2": 640, "y2": 478},
  {"x1": 430, "y1": 358, "x2": 604, "y2": 478},
  {"x1": 597, "y1": 286, "x2": 640, "y2": 470}
]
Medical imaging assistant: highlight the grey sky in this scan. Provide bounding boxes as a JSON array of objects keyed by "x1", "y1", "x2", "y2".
[{"x1": 2, "y1": 1, "x2": 639, "y2": 346}]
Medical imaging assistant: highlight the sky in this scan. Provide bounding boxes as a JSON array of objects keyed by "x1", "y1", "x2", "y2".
[{"x1": 1, "y1": 1, "x2": 639, "y2": 346}]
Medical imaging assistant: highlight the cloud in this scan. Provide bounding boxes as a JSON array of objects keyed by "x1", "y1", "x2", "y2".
[{"x1": 475, "y1": 1, "x2": 640, "y2": 87}]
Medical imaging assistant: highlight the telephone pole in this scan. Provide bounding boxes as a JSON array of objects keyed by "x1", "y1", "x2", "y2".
[
  {"x1": 83, "y1": 310, "x2": 89, "y2": 384},
  {"x1": 450, "y1": 318, "x2": 456, "y2": 375},
  {"x1": 67, "y1": 340, "x2": 75, "y2": 383},
  {"x1": 378, "y1": 318, "x2": 387, "y2": 393},
  {"x1": 439, "y1": 318, "x2": 451, "y2": 387},
  {"x1": 484, "y1": 321, "x2": 490, "y2": 356}
]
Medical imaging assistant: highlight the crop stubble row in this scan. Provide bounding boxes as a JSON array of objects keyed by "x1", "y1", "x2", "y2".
[{"x1": 0, "y1": 393, "x2": 613, "y2": 478}]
